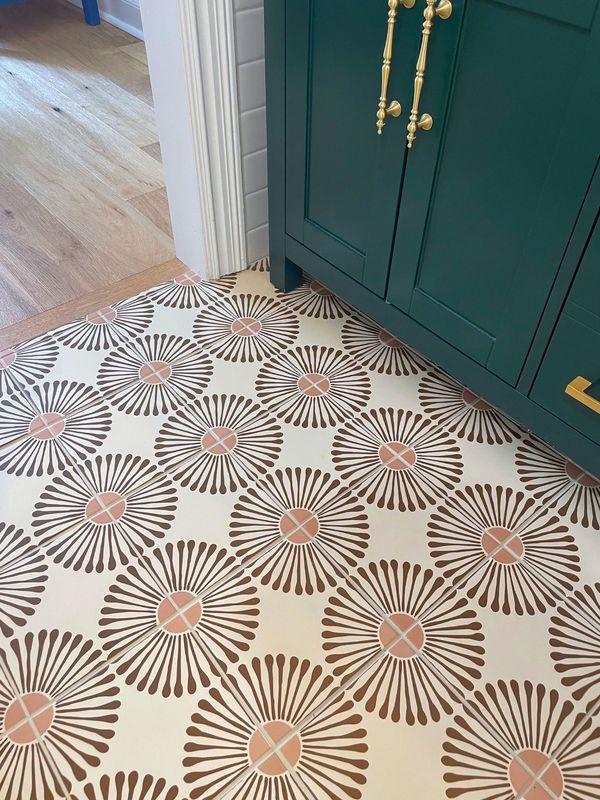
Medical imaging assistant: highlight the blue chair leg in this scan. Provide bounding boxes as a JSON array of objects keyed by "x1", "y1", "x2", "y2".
[{"x1": 82, "y1": 0, "x2": 100, "y2": 25}]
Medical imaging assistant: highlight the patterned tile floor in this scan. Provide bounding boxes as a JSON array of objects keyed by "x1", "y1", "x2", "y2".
[{"x1": 0, "y1": 261, "x2": 599, "y2": 800}]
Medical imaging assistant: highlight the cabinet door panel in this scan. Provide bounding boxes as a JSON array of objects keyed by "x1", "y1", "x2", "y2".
[
  {"x1": 386, "y1": 0, "x2": 600, "y2": 384},
  {"x1": 285, "y1": 0, "x2": 412, "y2": 296}
]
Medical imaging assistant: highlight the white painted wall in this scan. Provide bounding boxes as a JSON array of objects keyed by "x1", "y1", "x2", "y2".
[
  {"x1": 233, "y1": 0, "x2": 268, "y2": 263},
  {"x1": 139, "y1": 0, "x2": 207, "y2": 275},
  {"x1": 65, "y1": 0, "x2": 143, "y2": 39}
]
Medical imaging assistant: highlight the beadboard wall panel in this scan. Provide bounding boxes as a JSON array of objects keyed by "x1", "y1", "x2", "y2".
[{"x1": 234, "y1": 0, "x2": 268, "y2": 263}]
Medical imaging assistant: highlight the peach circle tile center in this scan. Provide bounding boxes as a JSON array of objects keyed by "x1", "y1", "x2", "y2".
[
  {"x1": 297, "y1": 372, "x2": 331, "y2": 397},
  {"x1": 565, "y1": 460, "x2": 600, "y2": 487},
  {"x1": 309, "y1": 280, "x2": 332, "y2": 296},
  {"x1": 279, "y1": 507, "x2": 320, "y2": 543},
  {"x1": 230, "y1": 316, "x2": 262, "y2": 336},
  {"x1": 139, "y1": 360, "x2": 173, "y2": 384},
  {"x1": 462, "y1": 388, "x2": 491, "y2": 410},
  {"x1": 248, "y1": 720, "x2": 301, "y2": 775},
  {"x1": 378, "y1": 330, "x2": 403, "y2": 349},
  {"x1": 378, "y1": 441, "x2": 417, "y2": 471},
  {"x1": 201, "y1": 426, "x2": 238, "y2": 455},
  {"x1": 175, "y1": 270, "x2": 201, "y2": 286},
  {"x1": 29, "y1": 412, "x2": 66, "y2": 440},
  {"x1": 508, "y1": 749, "x2": 563, "y2": 800},
  {"x1": 157, "y1": 590, "x2": 202, "y2": 634},
  {"x1": 0, "y1": 348, "x2": 16, "y2": 368},
  {"x1": 481, "y1": 526, "x2": 524, "y2": 564},
  {"x1": 86, "y1": 307, "x2": 117, "y2": 325},
  {"x1": 5, "y1": 692, "x2": 54, "y2": 744},
  {"x1": 85, "y1": 491, "x2": 127, "y2": 525},
  {"x1": 379, "y1": 612, "x2": 425, "y2": 659}
]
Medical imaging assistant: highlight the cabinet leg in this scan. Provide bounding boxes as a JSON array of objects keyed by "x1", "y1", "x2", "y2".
[{"x1": 270, "y1": 257, "x2": 303, "y2": 293}]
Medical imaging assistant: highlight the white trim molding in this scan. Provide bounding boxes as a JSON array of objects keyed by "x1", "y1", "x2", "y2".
[
  {"x1": 140, "y1": 0, "x2": 246, "y2": 279},
  {"x1": 179, "y1": 0, "x2": 247, "y2": 279}
]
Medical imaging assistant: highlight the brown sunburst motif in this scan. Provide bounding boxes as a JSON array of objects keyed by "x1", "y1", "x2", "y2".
[
  {"x1": 82, "y1": 772, "x2": 180, "y2": 800},
  {"x1": 248, "y1": 257, "x2": 269, "y2": 272},
  {"x1": 419, "y1": 370, "x2": 523, "y2": 444},
  {"x1": 427, "y1": 484, "x2": 580, "y2": 615},
  {"x1": 322, "y1": 560, "x2": 484, "y2": 724},
  {"x1": 54, "y1": 295, "x2": 154, "y2": 351},
  {"x1": 193, "y1": 293, "x2": 299, "y2": 363},
  {"x1": 341, "y1": 315, "x2": 429, "y2": 376},
  {"x1": 183, "y1": 653, "x2": 368, "y2": 800},
  {"x1": 97, "y1": 333, "x2": 213, "y2": 415},
  {"x1": 230, "y1": 467, "x2": 369, "y2": 594},
  {"x1": 276, "y1": 274, "x2": 353, "y2": 319},
  {"x1": 32, "y1": 453, "x2": 178, "y2": 572},
  {"x1": 99, "y1": 540, "x2": 259, "y2": 697},
  {"x1": 0, "y1": 380, "x2": 112, "y2": 477},
  {"x1": 516, "y1": 437, "x2": 600, "y2": 530},
  {"x1": 0, "y1": 337, "x2": 58, "y2": 395},
  {"x1": 332, "y1": 407, "x2": 463, "y2": 511},
  {"x1": 442, "y1": 680, "x2": 600, "y2": 800},
  {"x1": 155, "y1": 393, "x2": 283, "y2": 494},
  {"x1": 255, "y1": 345, "x2": 371, "y2": 428},
  {"x1": 0, "y1": 629, "x2": 120, "y2": 797},
  {"x1": 0, "y1": 523, "x2": 47, "y2": 637},
  {"x1": 549, "y1": 583, "x2": 600, "y2": 701},
  {"x1": 148, "y1": 270, "x2": 236, "y2": 309}
]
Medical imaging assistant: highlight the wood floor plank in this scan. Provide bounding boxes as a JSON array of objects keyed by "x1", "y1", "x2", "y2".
[
  {"x1": 0, "y1": 242, "x2": 41, "y2": 328},
  {"x1": 0, "y1": 0, "x2": 177, "y2": 333},
  {"x1": 0, "y1": 63, "x2": 165, "y2": 201},
  {"x1": 43, "y1": 0, "x2": 139, "y2": 47},
  {"x1": 0, "y1": 16, "x2": 158, "y2": 146},
  {"x1": 21, "y1": 15, "x2": 153, "y2": 103},
  {"x1": 120, "y1": 41, "x2": 148, "y2": 65},
  {"x1": 129, "y1": 188, "x2": 173, "y2": 237},
  {"x1": 0, "y1": 258, "x2": 186, "y2": 350},
  {"x1": 142, "y1": 142, "x2": 162, "y2": 163},
  {"x1": 0, "y1": 171, "x2": 100, "y2": 310},
  {"x1": 3, "y1": 125, "x2": 174, "y2": 278}
]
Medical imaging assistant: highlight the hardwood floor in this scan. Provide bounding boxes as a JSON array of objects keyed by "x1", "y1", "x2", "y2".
[{"x1": 0, "y1": 0, "x2": 181, "y2": 342}]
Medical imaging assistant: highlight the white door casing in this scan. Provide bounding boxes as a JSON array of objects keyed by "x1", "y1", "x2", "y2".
[{"x1": 140, "y1": 0, "x2": 247, "y2": 279}]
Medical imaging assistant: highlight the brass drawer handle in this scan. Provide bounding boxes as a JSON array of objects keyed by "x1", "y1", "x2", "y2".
[
  {"x1": 376, "y1": 0, "x2": 415, "y2": 135},
  {"x1": 565, "y1": 376, "x2": 600, "y2": 415},
  {"x1": 406, "y1": 0, "x2": 452, "y2": 148}
]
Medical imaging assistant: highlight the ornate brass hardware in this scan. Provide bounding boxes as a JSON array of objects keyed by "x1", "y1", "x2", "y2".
[
  {"x1": 565, "y1": 376, "x2": 600, "y2": 415},
  {"x1": 406, "y1": 0, "x2": 452, "y2": 148},
  {"x1": 376, "y1": 0, "x2": 415, "y2": 135}
]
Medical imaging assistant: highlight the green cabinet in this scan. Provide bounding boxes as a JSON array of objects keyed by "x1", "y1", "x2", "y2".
[
  {"x1": 531, "y1": 217, "x2": 600, "y2": 445},
  {"x1": 386, "y1": 0, "x2": 600, "y2": 384},
  {"x1": 265, "y1": 0, "x2": 600, "y2": 475},
  {"x1": 284, "y1": 1, "x2": 408, "y2": 296}
]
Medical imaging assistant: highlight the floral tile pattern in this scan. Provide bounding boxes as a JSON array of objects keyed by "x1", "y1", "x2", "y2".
[{"x1": 0, "y1": 260, "x2": 599, "y2": 799}]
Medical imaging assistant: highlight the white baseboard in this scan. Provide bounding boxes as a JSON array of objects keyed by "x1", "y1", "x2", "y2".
[{"x1": 63, "y1": 0, "x2": 144, "y2": 40}]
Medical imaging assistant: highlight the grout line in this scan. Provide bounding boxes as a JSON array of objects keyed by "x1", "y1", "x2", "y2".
[
  {"x1": 3, "y1": 269, "x2": 597, "y2": 796},
  {"x1": 514, "y1": 753, "x2": 561, "y2": 800},
  {"x1": 209, "y1": 636, "x2": 399, "y2": 800}
]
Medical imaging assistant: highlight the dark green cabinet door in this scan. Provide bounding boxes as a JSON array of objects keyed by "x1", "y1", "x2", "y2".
[
  {"x1": 531, "y1": 216, "x2": 600, "y2": 445},
  {"x1": 285, "y1": 1, "x2": 414, "y2": 297},
  {"x1": 386, "y1": 0, "x2": 600, "y2": 384}
]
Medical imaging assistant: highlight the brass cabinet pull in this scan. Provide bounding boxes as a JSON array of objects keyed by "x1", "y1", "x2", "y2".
[
  {"x1": 406, "y1": 0, "x2": 452, "y2": 148},
  {"x1": 565, "y1": 376, "x2": 600, "y2": 415},
  {"x1": 376, "y1": 0, "x2": 415, "y2": 135}
]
